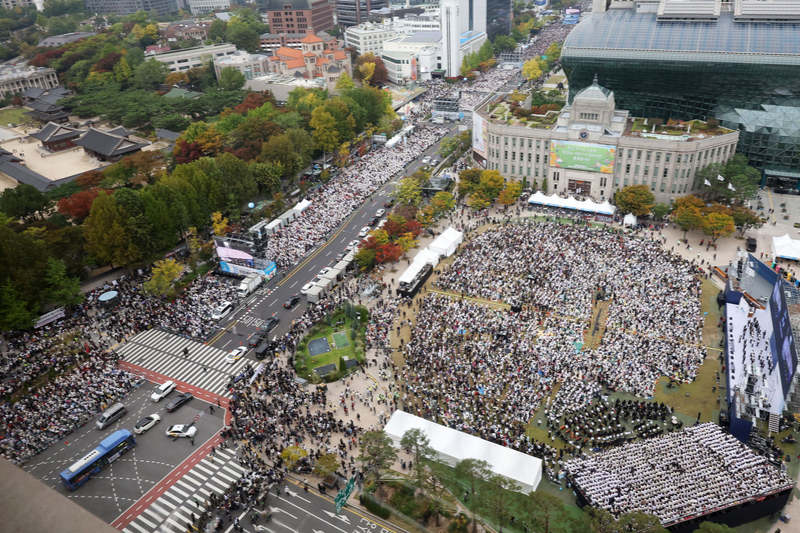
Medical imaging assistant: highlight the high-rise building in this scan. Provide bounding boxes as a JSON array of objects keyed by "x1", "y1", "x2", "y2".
[
  {"x1": 263, "y1": 0, "x2": 334, "y2": 35},
  {"x1": 562, "y1": 0, "x2": 800, "y2": 187},
  {"x1": 486, "y1": 0, "x2": 512, "y2": 39},
  {"x1": 336, "y1": 0, "x2": 387, "y2": 27},
  {"x1": 84, "y1": 0, "x2": 173, "y2": 15},
  {"x1": 441, "y1": 0, "x2": 487, "y2": 76}
]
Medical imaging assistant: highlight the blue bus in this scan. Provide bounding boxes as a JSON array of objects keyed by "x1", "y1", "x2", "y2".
[{"x1": 60, "y1": 429, "x2": 136, "y2": 490}]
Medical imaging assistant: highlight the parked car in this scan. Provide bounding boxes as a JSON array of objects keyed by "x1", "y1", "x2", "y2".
[
  {"x1": 150, "y1": 380, "x2": 175, "y2": 402},
  {"x1": 347, "y1": 240, "x2": 359, "y2": 250},
  {"x1": 283, "y1": 295, "x2": 301, "y2": 309},
  {"x1": 165, "y1": 392, "x2": 193, "y2": 412},
  {"x1": 165, "y1": 424, "x2": 198, "y2": 439},
  {"x1": 211, "y1": 301, "x2": 233, "y2": 321},
  {"x1": 318, "y1": 267, "x2": 331, "y2": 278},
  {"x1": 746, "y1": 237, "x2": 757, "y2": 252},
  {"x1": 383, "y1": 199, "x2": 395, "y2": 208},
  {"x1": 133, "y1": 414, "x2": 161, "y2": 434},
  {"x1": 359, "y1": 226, "x2": 371, "y2": 237},
  {"x1": 225, "y1": 346, "x2": 248, "y2": 364}
]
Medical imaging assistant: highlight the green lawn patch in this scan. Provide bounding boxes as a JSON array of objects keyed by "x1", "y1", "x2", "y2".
[
  {"x1": 294, "y1": 303, "x2": 369, "y2": 383},
  {"x1": 0, "y1": 107, "x2": 32, "y2": 126}
]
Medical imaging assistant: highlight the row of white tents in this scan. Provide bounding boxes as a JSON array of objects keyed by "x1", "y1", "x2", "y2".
[
  {"x1": 305, "y1": 250, "x2": 355, "y2": 303},
  {"x1": 248, "y1": 199, "x2": 313, "y2": 241},
  {"x1": 398, "y1": 227, "x2": 464, "y2": 286},
  {"x1": 527, "y1": 191, "x2": 616, "y2": 216}
]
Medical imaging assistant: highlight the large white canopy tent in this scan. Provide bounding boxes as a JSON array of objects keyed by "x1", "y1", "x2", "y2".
[
  {"x1": 428, "y1": 227, "x2": 464, "y2": 258},
  {"x1": 398, "y1": 248, "x2": 440, "y2": 285},
  {"x1": 384, "y1": 410, "x2": 542, "y2": 493},
  {"x1": 773, "y1": 234, "x2": 800, "y2": 260},
  {"x1": 623, "y1": 213, "x2": 637, "y2": 226},
  {"x1": 527, "y1": 191, "x2": 616, "y2": 216}
]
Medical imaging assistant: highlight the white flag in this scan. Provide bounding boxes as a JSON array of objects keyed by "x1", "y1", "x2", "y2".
[
  {"x1": 728, "y1": 182, "x2": 736, "y2": 191},
  {"x1": 704, "y1": 179, "x2": 711, "y2": 186},
  {"x1": 717, "y1": 174, "x2": 725, "y2": 181}
]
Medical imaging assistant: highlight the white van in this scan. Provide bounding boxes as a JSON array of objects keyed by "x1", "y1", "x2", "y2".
[
  {"x1": 96, "y1": 403, "x2": 126, "y2": 430},
  {"x1": 211, "y1": 301, "x2": 233, "y2": 321}
]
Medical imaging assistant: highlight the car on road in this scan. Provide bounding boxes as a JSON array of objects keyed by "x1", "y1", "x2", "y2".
[
  {"x1": 133, "y1": 414, "x2": 161, "y2": 434},
  {"x1": 248, "y1": 330, "x2": 266, "y2": 347},
  {"x1": 211, "y1": 301, "x2": 233, "y2": 321},
  {"x1": 263, "y1": 316, "x2": 279, "y2": 332},
  {"x1": 165, "y1": 424, "x2": 197, "y2": 439},
  {"x1": 283, "y1": 295, "x2": 301, "y2": 309},
  {"x1": 165, "y1": 392, "x2": 193, "y2": 412},
  {"x1": 318, "y1": 267, "x2": 331, "y2": 278},
  {"x1": 375, "y1": 209, "x2": 385, "y2": 217},
  {"x1": 225, "y1": 346, "x2": 248, "y2": 364},
  {"x1": 422, "y1": 155, "x2": 431, "y2": 164},
  {"x1": 347, "y1": 240, "x2": 359, "y2": 250},
  {"x1": 150, "y1": 380, "x2": 176, "y2": 402},
  {"x1": 359, "y1": 226, "x2": 371, "y2": 237},
  {"x1": 746, "y1": 237, "x2": 757, "y2": 252},
  {"x1": 300, "y1": 282, "x2": 316, "y2": 295}
]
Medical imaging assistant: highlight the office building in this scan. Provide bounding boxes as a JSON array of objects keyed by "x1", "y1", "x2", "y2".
[
  {"x1": 345, "y1": 22, "x2": 400, "y2": 55},
  {"x1": 214, "y1": 51, "x2": 270, "y2": 80},
  {"x1": 84, "y1": 0, "x2": 173, "y2": 15},
  {"x1": 441, "y1": 0, "x2": 487, "y2": 76},
  {"x1": 185, "y1": 0, "x2": 230, "y2": 15},
  {"x1": 562, "y1": 0, "x2": 800, "y2": 189},
  {"x1": 263, "y1": 0, "x2": 334, "y2": 35},
  {"x1": 472, "y1": 79, "x2": 739, "y2": 203},
  {"x1": 381, "y1": 31, "x2": 441, "y2": 84},
  {"x1": 151, "y1": 43, "x2": 237, "y2": 72},
  {"x1": 336, "y1": 0, "x2": 387, "y2": 27},
  {"x1": 0, "y1": 0, "x2": 35, "y2": 8},
  {"x1": 486, "y1": 0, "x2": 512, "y2": 39}
]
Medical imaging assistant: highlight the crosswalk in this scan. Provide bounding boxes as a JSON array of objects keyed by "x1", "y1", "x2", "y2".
[
  {"x1": 122, "y1": 446, "x2": 247, "y2": 533},
  {"x1": 117, "y1": 329, "x2": 250, "y2": 397}
]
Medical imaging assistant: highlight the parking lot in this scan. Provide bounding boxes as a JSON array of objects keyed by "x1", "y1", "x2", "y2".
[{"x1": 23, "y1": 380, "x2": 223, "y2": 523}]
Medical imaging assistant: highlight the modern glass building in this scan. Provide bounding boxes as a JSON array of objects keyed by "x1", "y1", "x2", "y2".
[
  {"x1": 486, "y1": 0, "x2": 512, "y2": 39},
  {"x1": 562, "y1": 0, "x2": 800, "y2": 188}
]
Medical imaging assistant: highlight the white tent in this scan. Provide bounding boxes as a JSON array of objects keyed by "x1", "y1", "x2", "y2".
[
  {"x1": 398, "y1": 249, "x2": 439, "y2": 285},
  {"x1": 428, "y1": 227, "x2": 464, "y2": 258},
  {"x1": 623, "y1": 213, "x2": 637, "y2": 226},
  {"x1": 527, "y1": 192, "x2": 616, "y2": 215},
  {"x1": 265, "y1": 219, "x2": 282, "y2": 233},
  {"x1": 773, "y1": 234, "x2": 800, "y2": 260},
  {"x1": 384, "y1": 411, "x2": 542, "y2": 493},
  {"x1": 293, "y1": 199, "x2": 312, "y2": 214}
]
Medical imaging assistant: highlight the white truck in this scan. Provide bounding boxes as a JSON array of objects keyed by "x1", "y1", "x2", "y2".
[{"x1": 237, "y1": 275, "x2": 262, "y2": 298}]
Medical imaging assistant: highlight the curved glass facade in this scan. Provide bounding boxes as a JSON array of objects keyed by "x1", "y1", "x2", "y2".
[{"x1": 562, "y1": 11, "x2": 800, "y2": 174}]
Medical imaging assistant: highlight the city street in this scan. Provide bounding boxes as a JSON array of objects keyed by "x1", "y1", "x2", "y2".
[
  {"x1": 208, "y1": 122, "x2": 461, "y2": 353},
  {"x1": 24, "y1": 382, "x2": 223, "y2": 523}
]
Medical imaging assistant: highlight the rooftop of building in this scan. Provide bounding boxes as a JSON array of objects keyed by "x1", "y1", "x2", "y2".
[
  {"x1": 262, "y1": 0, "x2": 316, "y2": 10},
  {"x1": 37, "y1": 32, "x2": 96, "y2": 47},
  {"x1": 402, "y1": 30, "x2": 441, "y2": 43},
  {"x1": 215, "y1": 50, "x2": 268, "y2": 64},
  {"x1": 563, "y1": 7, "x2": 800, "y2": 65},
  {"x1": 152, "y1": 43, "x2": 236, "y2": 57},
  {"x1": 0, "y1": 64, "x2": 55, "y2": 82}
]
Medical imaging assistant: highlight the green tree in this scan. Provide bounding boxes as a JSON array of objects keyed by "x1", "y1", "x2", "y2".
[
  {"x1": 0, "y1": 280, "x2": 34, "y2": 331},
  {"x1": 477, "y1": 474, "x2": 519, "y2": 532},
  {"x1": 673, "y1": 204, "x2": 703, "y2": 238},
  {"x1": 395, "y1": 176, "x2": 423, "y2": 206},
  {"x1": 614, "y1": 184, "x2": 655, "y2": 216},
  {"x1": 354, "y1": 247, "x2": 376, "y2": 271},
  {"x1": 498, "y1": 180, "x2": 522, "y2": 205},
  {"x1": 400, "y1": 428, "x2": 434, "y2": 490},
  {"x1": 133, "y1": 58, "x2": 167, "y2": 89},
  {"x1": 493, "y1": 34, "x2": 516, "y2": 52},
  {"x1": 730, "y1": 205, "x2": 763, "y2": 237},
  {"x1": 358, "y1": 430, "x2": 397, "y2": 485},
  {"x1": 651, "y1": 202, "x2": 671, "y2": 221},
  {"x1": 250, "y1": 161, "x2": 283, "y2": 194},
  {"x1": 208, "y1": 18, "x2": 227, "y2": 41},
  {"x1": 458, "y1": 168, "x2": 483, "y2": 197},
  {"x1": 702, "y1": 211, "x2": 735, "y2": 242},
  {"x1": 0, "y1": 183, "x2": 50, "y2": 220},
  {"x1": 454, "y1": 458, "x2": 491, "y2": 533},
  {"x1": 217, "y1": 66, "x2": 245, "y2": 91},
  {"x1": 113, "y1": 55, "x2": 132, "y2": 84},
  {"x1": 44, "y1": 257, "x2": 83, "y2": 308},
  {"x1": 281, "y1": 445, "x2": 308, "y2": 471},
  {"x1": 143, "y1": 258, "x2": 183, "y2": 297},
  {"x1": 521, "y1": 491, "x2": 586, "y2": 533},
  {"x1": 431, "y1": 190, "x2": 455, "y2": 215},
  {"x1": 225, "y1": 19, "x2": 260, "y2": 51},
  {"x1": 522, "y1": 58, "x2": 543, "y2": 80},
  {"x1": 335, "y1": 71, "x2": 355, "y2": 91},
  {"x1": 310, "y1": 108, "x2": 339, "y2": 160},
  {"x1": 83, "y1": 191, "x2": 135, "y2": 266},
  {"x1": 313, "y1": 452, "x2": 340, "y2": 479},
  {"x1": 478, "y1": 169, "x2": 505, "y2": 200}
]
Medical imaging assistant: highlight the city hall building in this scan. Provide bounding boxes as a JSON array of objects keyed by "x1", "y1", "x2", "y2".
[{"x1": 472, "y1": 80, "x2": 739, "y2": 204}]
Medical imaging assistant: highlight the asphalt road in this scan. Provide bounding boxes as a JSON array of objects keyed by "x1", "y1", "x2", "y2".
[
  {"x1": 209, "y1": 122, "x2": 461, "y2": 353},
  {"x1": 24, "y1": 381, "x2": 223, "y2": 523},
  {"x1": 221, "y1": 480, "x2": 399, "y2": 533}
]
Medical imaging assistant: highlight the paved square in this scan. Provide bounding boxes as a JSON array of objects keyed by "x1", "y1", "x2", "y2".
[{"x1": 308, "y1": 337, "x2": 331, "y2": 356}]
